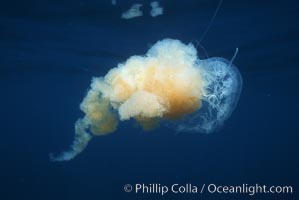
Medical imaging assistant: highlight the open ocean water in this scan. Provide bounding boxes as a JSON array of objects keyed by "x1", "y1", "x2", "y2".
[{"x1": 0, "y1": 0, "x2": 298, "y2": 199}]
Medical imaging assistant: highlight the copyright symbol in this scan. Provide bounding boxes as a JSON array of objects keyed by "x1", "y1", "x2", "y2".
[{"x1": 124, "y1": 184, "x2": 133, "y2": 192}]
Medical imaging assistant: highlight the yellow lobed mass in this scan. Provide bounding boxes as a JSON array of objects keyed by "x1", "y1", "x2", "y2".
[{"x1": 80, "y1": 39, "x2": 205, "y2": 135}]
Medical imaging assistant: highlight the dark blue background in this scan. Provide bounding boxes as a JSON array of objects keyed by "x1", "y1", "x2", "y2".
[{"x1": 0, "y1": 0, "x2": 298, "y2": 199}]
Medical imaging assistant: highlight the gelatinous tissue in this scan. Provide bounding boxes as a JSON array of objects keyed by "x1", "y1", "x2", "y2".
[{"x1": 50, "y1": 39, "x2": 242, "y2": 161}]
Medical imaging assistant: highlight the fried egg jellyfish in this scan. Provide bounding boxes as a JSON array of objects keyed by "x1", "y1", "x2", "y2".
[{"x1": 50, "y1": 39, "x2": 242, "y2": 161}]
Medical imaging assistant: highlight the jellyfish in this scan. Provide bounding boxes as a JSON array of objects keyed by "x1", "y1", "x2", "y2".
[
  {"x1": 150, "y1": 1, "x2": 163, "y2": 17},
  {"x1": 121, "y1": 4, "x2": 143, "y2": 19},
  {"x1": 50, "y1": 39, "x2": 242, "y2": 161}
]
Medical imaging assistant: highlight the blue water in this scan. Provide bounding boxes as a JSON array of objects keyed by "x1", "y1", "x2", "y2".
[{"x1": 0, "y1": 0, "x2": 298, "y2": 199}]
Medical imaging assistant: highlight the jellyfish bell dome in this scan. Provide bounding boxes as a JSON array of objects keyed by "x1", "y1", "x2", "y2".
[{"x1": 169, "y1": 56, "x2": 242, "y2": 133}]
